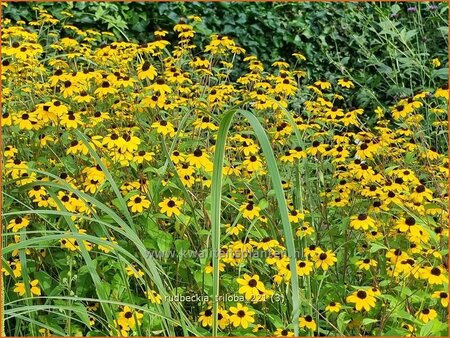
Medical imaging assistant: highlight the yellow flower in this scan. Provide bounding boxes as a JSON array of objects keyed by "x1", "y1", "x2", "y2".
[
  {"x1": 253, "y1": 324, "x2": 265, "y2": 333},
  {"x1": 242, "y1": 155, "x2": 263, "y2": 172},
  {"x1": 274, "y1": 328, "x2": 294, "y2": 336},
  {"x1": 299, "y1": 315, "x2": 317, "y2": 331},
  {"x1": 356, "y1": 258, "x2": 378, "y2": 271},
  {"x1": 296, "y1": 224, "x2": 315, "y2": 238},
  {"x1": 7, "y1": 217, "x2": 30, "y2": 232},
  {"x1": 186, "y1": 148, "x2": 212, "y2": 170},
  {"x1": 225, "y1": 223, "x2": 244, "y2": 236},
  {"x1": 118, "y1": 306, "x2": 144, "y2": 329},
  {"x1": 97, "y1": 237, "x2": 117, "y2": 253},
  {"x1": 422, "y1": 266, "x2": 447, "y2": 285},
  {"x1": 204, "y1": 261, "x2": 225, "y2": 274},
  {"x1": 313, "y1": 79, "x2": 331, "y2": 90},
  {"x1": 125, "y1": 265, "x2": 144, "y2": 279},
  {"x1": 432, "y1": 58, "x2": 441, "y2": 67},
  {"x1": 137, "y1": 60, "x2": 157, "y2": 80},
  {"x1": 145, "y1": 290, "x2": 162, "y2": 304},
  {"x1": 346, "y1": 289, "x2": 377, "y2": 311},
  {"x1": 151, "y1": 120, "x2": 176, "y2": 137},
  {"x1": 13, "y1": 279, "x2": 41, "y2": 297},
  {"x1": 293, "y1": 52, "x2": 306, "y2": 61},
  {"x1": 432, "y1": 291, "x2": 448, "y2": 307},
  {"x1": 417, "y1": 308, "x2": 437, "y2": 323},
  {"x1": 229, "y1": 303, "x2": 255, "y2": 329},
  {"x1": 236, "y1": 274, "x2": 266, "y2": 301},
  {"x1": 325, "y1": 301, "x2": 342, "y2": 313},
  {"x1": 297, "y1": 260, "x2": 313, "y2": 276},
  {"x1": 2, "y1": 259, "x2": 22, "y2": 278},
  {"x1": 198, "y1": 308, "x2": 213, "y2": 327},
  {"x1": 314, "y1": 250, "x2": 337, "y2": 270},
  {"x1": 337, "y1": 78, "x2": 355, "y2": 88},
  {"x1": 239, "y1": 201, "x2": 261, "y2": 220},
  {"x1": 350, "y1": 214, "x2": 376, "y2": 230},
  {"x1": 159, "y1": 197, "x2": 184, "y2": 217},
  {"x1": 217, "y1": 308, "x2": 230, "y2": 329},
  {"x1": 127, "y1": 195, "x2": 150, "y2": 213}
]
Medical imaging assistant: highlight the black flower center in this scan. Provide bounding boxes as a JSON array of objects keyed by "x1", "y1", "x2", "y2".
[
  {"x1": 416, "y1": 185, "x2": 426, "y2": 193},
  {"x1": 248, "y1": 279, "x2": 257, "y2": 287},
  {"x1": 405, "y1": 217, "x2": 415, "y2": 226},
  {"x1": 431, "y1": 267, "x2": 441, "y2": 276},
  {"x1": 356, "y1": 290, "x2": 367, "y2": 299},
  {"x1": 358, "y1": 214, "x2": 367, "y2": 221}
]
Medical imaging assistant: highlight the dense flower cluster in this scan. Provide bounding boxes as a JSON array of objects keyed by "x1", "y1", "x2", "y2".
[{"x1": 2, "y1": 7, "x2": 448, "y2": 337}]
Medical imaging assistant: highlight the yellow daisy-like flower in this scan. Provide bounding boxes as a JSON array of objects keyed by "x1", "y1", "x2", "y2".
[
  {"x1": 432, "y1": 291, "x2": 448, "y2": 307},
  {"x1": 13, "y1": 279, "x2": 41, "y2": 297},
  {"x1": 7, "y1": 216, "x2": 30, "y2": 232},
  {"x1": 137, "y1": 60, "x2": 157, "y2": 80},
  {"x1": 127, "y1": 195, "x2": 150, "y2": 213},
  {"x1": 350, "y1": 214, "x2": 376, "y2": 230},
  {"x1": 337, "y1": 78, "x2": 355, "y2": 88},
  {"x1": 274, "y1": 328, "x2": 294, "y2": 336},
  {"x1": 204, "y1": 261, "x2": 225, "y2": 274},
  {"x1": 314, "y1": 250, "x2": 337, "y2": 270},
  {"x1": 346, "y1": 289, "x2": 377, "y2": 311},
  {"x1": 417, "y1": 308, "x2": 437, "y2": 323},
  {"x1": 299, "y1": 315, "x2": 317, "y2": 331},
  {"x1": 158, "y1": 197, "x2": 184, "y2": 217},
  {"x1": 145, "y1": 290, "x2": 162, "y2": 304},
  {"x1": 125, "y1": 265, "x2": 144, "y2": 279},
  {"x1": 118, "y1": 306, "x2": 144, "y2": 329},
  {"x1": 225, "y1": 223, "x2": 244, "y2": 236},
  {"x1": 297, "y1": 260, "x2": 313, "y2": 276},
  {"x1": 198, "y1": 308, "x2": 213, "y2": 327},
  {"x1": 296, "y1": 224, "x2": 315, "y2": 238},
  {"x1": 325, "y1": 301, "x2": 342, "y2": 313},
  {"x1": 236, "y1": 274, "x2": 266, "y2": 301},
  {"x1": 422, "y1": 266, "x2": 448, "y2": 285},
  {"x1": 432, "y1": 58, "x2": 441, "y2": 67},
  {"x1": 356, "y1": 258, "x2": 378, "y2": 271},
  {"x1": 151, "y1": 120, "x2": 176, "y2": 137},
  {"x1": 239, "y1": 201, "x2": 261, "y2": 220},
  {"x1": 229, "y1": 303, "x2": 255, "y2": 329}
]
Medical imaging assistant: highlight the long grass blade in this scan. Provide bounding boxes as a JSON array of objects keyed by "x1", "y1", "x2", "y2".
[{"x1": 210, "y1": 108, "x2": 300, "y2": 336}]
